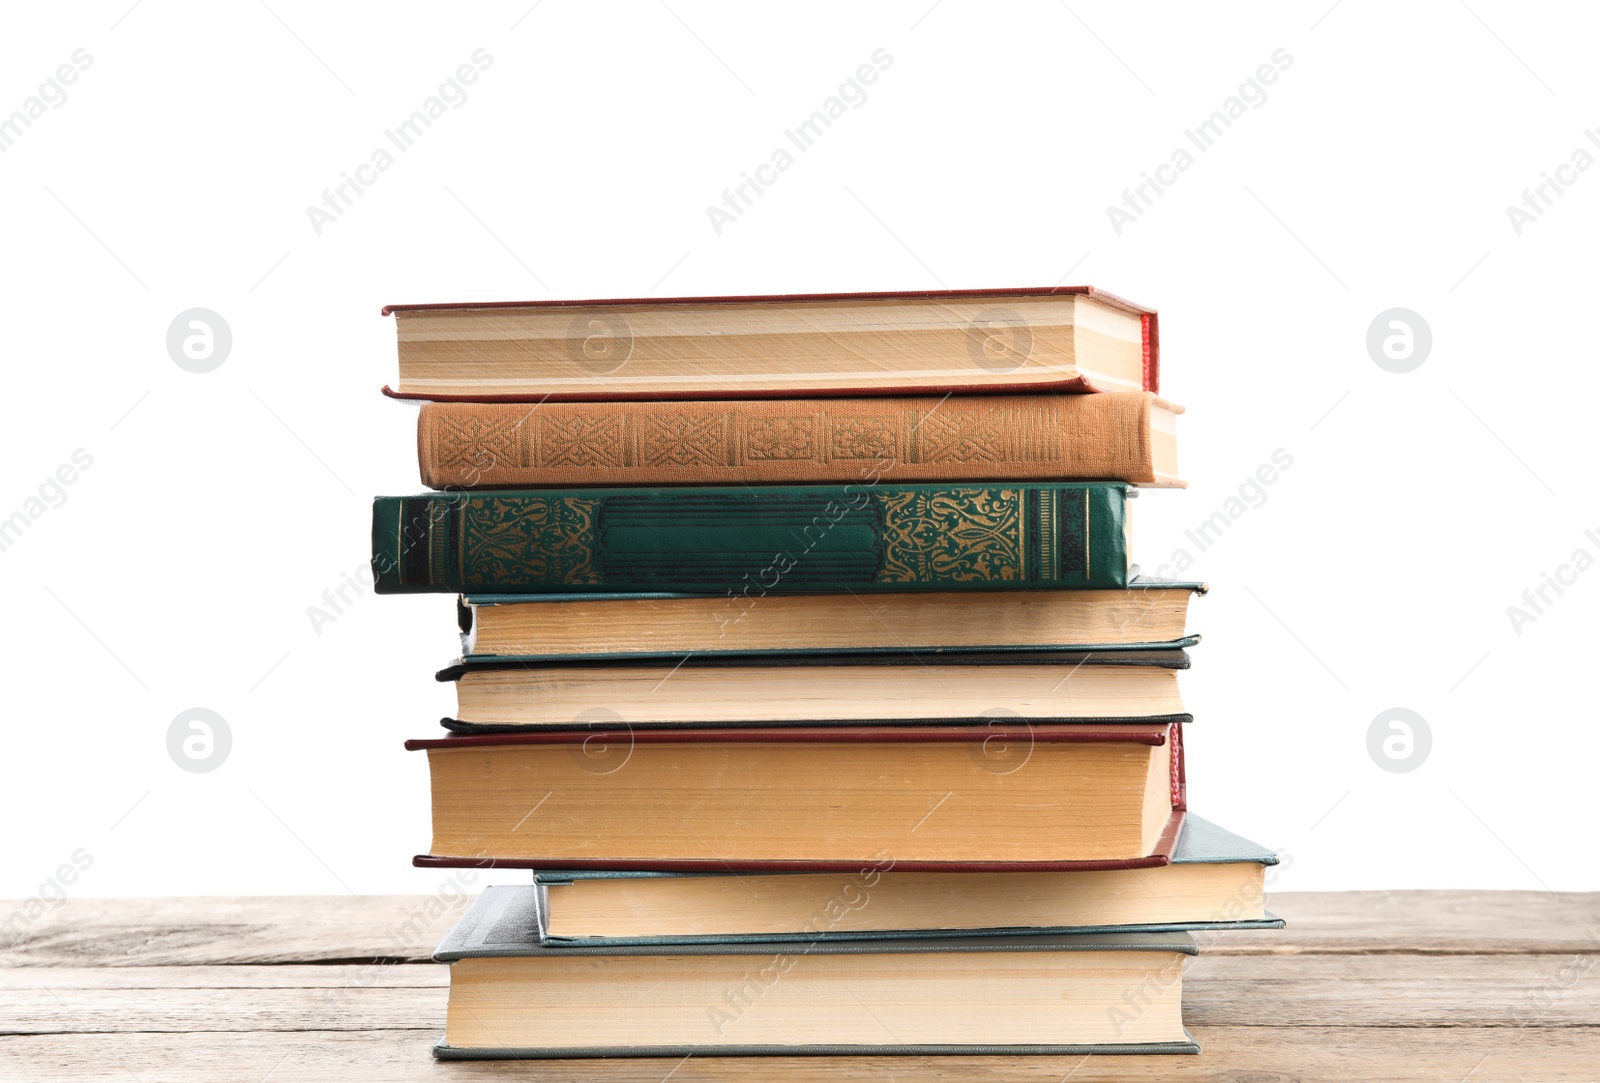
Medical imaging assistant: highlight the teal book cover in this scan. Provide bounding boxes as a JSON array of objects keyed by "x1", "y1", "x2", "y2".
[
  {"x1": 523, "y1": 814, "x2": 1281, "y2": 946},
  {"x1": 372, "y1": 482, "x2": 1129, "y2": 595}
]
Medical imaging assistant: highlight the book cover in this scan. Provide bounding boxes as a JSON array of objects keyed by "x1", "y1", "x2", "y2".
[
  {"x1": 415, "y1": 391, "x2": 1181, "y2": 488},
  {"x1": 372, "y1": 482, "x2": 1130, "y2": 595}
]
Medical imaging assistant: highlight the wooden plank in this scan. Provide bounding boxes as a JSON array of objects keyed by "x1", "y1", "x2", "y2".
[
  {"x1": 0, "y1": 964, "x2": 446, "y2": 990},
  {"x1": 5, "y1": 891, "x2": 1598, "y2": 967},
  {"x1": 3, "y1": 954, "x2": 1596, "y2": 1034},
  {"x1": 0, "y1": 892, "x2": 477, "y2": 968},
  {"x1": 0, "y1": 979, "x2": 442, "y2": 1036},
  {"x1": 1185, "y1": 952, "x2": 1600, "y2": 1028},
  {"x1": 2, "y1": 1026, "x2": 1597, "y2": 1082},
  {"x1": 1212, "y1": 890, "x2": 1600, "y2": 955}
]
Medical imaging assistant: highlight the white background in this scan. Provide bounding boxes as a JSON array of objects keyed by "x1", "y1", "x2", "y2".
[{"x1": 1, "y1": 1, "x2": 1594, "y2": 901}]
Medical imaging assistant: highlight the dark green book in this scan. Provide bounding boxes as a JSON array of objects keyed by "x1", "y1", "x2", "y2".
[
  {"x1": 433, "y1": 886, "x2": 1200, "y2": 1057},
  {"x1": 372, "y1": 482, "x2": 1130, "y2": 595}
]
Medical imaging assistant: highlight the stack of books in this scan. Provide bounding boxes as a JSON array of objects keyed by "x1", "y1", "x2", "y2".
[{"x1": 371, "y1": 287, "x2": 1280, "y2": 1058}]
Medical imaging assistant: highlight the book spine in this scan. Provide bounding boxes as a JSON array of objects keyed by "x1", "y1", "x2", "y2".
[
  {"x1": 1170, "y1": 722, "x2": 1186, "y2": 811},
  {"x1": 371, "y1": 483, "x2": 1128, "y2": 595},
  {"x1": 415, "y1": 394, "x2": 1160, "y2": 489},
  {"x1": 1142, "y1": 312, "x2": 1159, "y2": 395}
]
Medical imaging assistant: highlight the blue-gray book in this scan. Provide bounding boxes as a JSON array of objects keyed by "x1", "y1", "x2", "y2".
[
  {"x1": 529, "y1": 814, "x2": 1281, "y2": 945},
  {"x1": 433, "y1": 885, "x2": 1202, "y2": 1057}
]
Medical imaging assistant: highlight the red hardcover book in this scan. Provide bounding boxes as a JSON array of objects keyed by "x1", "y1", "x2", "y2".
[
  {"x1": 407, "y1": 723, "x2": 1186, "y2": 872},
  {"x1": 380, "y1": 286, "x2": 1158, "y2": 403}
]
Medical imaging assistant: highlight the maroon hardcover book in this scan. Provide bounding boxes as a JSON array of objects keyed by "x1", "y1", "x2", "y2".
[{"x1": 407, "y1": 723, "x2": 1187, "y2": 873}]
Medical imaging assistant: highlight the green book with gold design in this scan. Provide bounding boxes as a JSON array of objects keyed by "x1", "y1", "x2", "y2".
[{"x1": 371, "y1": 483, "x2": 1129, "y2": 595}]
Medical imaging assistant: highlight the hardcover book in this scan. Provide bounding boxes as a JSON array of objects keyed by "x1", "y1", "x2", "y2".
[
  {"x1": 458, "y1": 581, "x2": 1204, "y2": 660},
  {"x1": 525, "y1": 815, "x2": 1281, "y2": 944},
  {"x1": 434, "y1": 650, "x2": 1190, "y2": 731},
  {"x1": 433, "y1": 887, "x2": 1200, "y2": 1057},
  {"x1": 416, "y1": 391, "x2": 1182, "y2": 489},
  {"x1": 407, "y1": 723, "x2": 1186, "y2": 870},
  {"x1": 382, "y1": 286, "x2": 1159, "y2": 402},
  {"x1": 371, "y1": 482, "x2": 1131, "y2": 595}
]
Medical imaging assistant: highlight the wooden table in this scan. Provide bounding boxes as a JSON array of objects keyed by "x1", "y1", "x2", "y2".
[{"x1": 2, "y1": 891, "x2": 1596, "y2": 1080}]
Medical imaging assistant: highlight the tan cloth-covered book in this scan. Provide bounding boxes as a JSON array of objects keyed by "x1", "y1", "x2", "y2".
[
  {"x1": 417, "y1": 391, "x2": 1181, "y2": 489},
  {"x1": 383, "y1": 286, "x2": 1158, "y2": 400}
]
